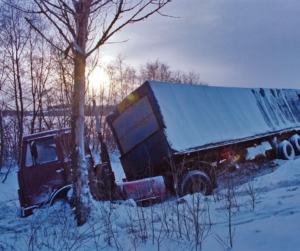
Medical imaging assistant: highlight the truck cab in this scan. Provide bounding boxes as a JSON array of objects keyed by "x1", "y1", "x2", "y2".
[
  {"x1": 17, "y1": 129, "x2": 72, "y2": 217},
  {"x1": 17, "y1": 127, "x2": 167, "y2": 217}
]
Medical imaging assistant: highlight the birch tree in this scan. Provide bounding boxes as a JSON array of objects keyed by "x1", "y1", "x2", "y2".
[{"x1": 13, "y1": 0, "x2": 172, "y2": 226}]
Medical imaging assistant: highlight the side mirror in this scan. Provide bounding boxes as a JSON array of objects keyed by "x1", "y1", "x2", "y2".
[{"x1": 30, "y1": 141, "x2": 38, "y2": 161}]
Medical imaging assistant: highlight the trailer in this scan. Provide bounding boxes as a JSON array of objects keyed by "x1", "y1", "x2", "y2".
[
  {"x1": 17, "y1": 81, "x2": 300, "y2": 216},
  {"x1": 106, "y1": 81, "x2": 300, "y2": 195}
]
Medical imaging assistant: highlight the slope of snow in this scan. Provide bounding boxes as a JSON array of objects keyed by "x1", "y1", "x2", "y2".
[{"x1": 0, "y1": 157, "x2": 300, "y2": 250}]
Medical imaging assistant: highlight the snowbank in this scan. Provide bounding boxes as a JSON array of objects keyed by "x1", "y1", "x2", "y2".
[{"x1": 0, "y1": 157, "x2": 300, "y2": 250}]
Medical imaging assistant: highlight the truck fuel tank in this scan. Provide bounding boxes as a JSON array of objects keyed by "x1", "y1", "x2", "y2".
[{"x1": 117, "y1": 176, "x2": 167, "y2": 203}]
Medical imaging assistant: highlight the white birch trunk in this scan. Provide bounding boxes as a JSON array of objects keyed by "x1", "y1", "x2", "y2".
[{"x1": 71, "y1": 0, "x2": 92, "y2": 226}]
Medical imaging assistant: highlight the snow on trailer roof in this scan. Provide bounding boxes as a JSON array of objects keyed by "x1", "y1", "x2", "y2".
[{"x1": 147, "y1": 81, "x2": 300, "y2": 153}]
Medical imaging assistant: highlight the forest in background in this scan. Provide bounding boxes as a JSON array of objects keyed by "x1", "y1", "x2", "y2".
[{"x1": 0, "y1": 1, "x2": 204, "y2": 169}]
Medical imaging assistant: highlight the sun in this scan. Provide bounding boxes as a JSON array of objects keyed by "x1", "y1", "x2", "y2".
[{"x1": 87, "y1": 66, "x2": 110, "y2": 92}]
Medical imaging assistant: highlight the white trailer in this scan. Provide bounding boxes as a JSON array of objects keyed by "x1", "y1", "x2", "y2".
[{"x1": 106, "y1": 81, "x2": 300, "y2": 195}]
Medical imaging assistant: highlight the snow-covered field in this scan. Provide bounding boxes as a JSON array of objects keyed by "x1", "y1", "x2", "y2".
[{"x1": 1, "y1": 157, "x2": 300, "y2": 251}]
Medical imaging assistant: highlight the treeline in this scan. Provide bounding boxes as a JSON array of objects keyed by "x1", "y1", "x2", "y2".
[{"x1": 0, "y1": 1, "x2": 204, "y2": 168}]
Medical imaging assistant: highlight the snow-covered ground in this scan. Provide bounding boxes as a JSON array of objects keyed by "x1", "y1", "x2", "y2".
[{"x1": 0, "y1": 157, "x2": 300, "y2": 251}]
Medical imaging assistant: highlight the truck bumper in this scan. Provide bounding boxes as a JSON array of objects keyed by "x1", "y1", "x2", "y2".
[{"x1": 20, "y1": 205, "x2": 39, "y2": 217}]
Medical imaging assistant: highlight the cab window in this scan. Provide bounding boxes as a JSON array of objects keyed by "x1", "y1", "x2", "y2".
[{"x1": 26, "y1": 139, "x2": 58, "y2": 166}]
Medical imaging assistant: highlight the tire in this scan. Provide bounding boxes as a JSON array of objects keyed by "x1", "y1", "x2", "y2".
[
  {"x1": 180, "y1": 170, "x2": 212, "y2": 197},
  {"x1": 289, "y1": 134, "x2": 300, "y2": 155},
  {"x1": 277, "y1": 140, "x2": 295, "y2": 160}
]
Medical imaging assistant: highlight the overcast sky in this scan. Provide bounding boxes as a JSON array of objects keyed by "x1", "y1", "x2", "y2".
[{"x1": 99, "y1": 0, "x2": 300, "y2": 89}]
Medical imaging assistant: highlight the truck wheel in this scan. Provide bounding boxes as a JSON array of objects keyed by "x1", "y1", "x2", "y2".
[
  {"x1": 277, "y1": 140, "x2": 295, "y2": 160},
  {"x1": 180, "y1": 170, "x2": 212, "y2": 197},
  {"x1": 289, "y1": 134, "x2": 300, "y2": 155}
]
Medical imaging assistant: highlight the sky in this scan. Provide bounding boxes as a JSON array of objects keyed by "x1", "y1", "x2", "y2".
[{"x1": 99, "y1": 0, "x2": 300, "y2": 89}]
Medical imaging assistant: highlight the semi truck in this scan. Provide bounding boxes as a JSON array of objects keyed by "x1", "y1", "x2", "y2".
[{"x1": 17, "y1": 81, "x2": 300, "y2": 216}]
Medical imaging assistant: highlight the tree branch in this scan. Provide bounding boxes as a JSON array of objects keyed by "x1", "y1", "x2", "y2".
[
  {"x1": 86, "y1": 0, "x2": 171, "y2": 57},
  {"x1": 31, "y1": 0, "x2": 73, "y2": 44},
  {"x1": 24, "y1": 17, "x2": 64, "y2": 53}
]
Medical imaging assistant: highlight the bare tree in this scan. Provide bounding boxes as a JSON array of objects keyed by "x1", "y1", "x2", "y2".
[
  {"x1": 0, "y1": 107, "x2": 3, "y2": 172},
  {"x1": 105, "y1": 55, "x2": 138, "y2": 102},
  {"x1": 139, "y1": 59, "x2": 172, "y2": 82},
  {"x1": 0, "y1": 0, "x2": 32, "y2": 159},
  {"x1": 13, "y1": 0, "x2": 172, "y2": 226},
  {"x1": 215, "y1": 174, "x2": 240, "y2": 249},
  {"x1": 139, "y1": 58, "x2": 206, "y2": 85},
  {"x1": 244, "y1": 176, "x2": 264, "y2": 211},
  {"x1": 0, "y1": 50, "x2": 5, "y2": 170},
  {"x1": 0, "y1": 0, "x2": 57, "y2": 160},
  {"x1": 47, "y1": 52, "x2": 74, "y2": 129},
  {"x1": 28, "y1": 28, "x2": 54, "y2": 133}
]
